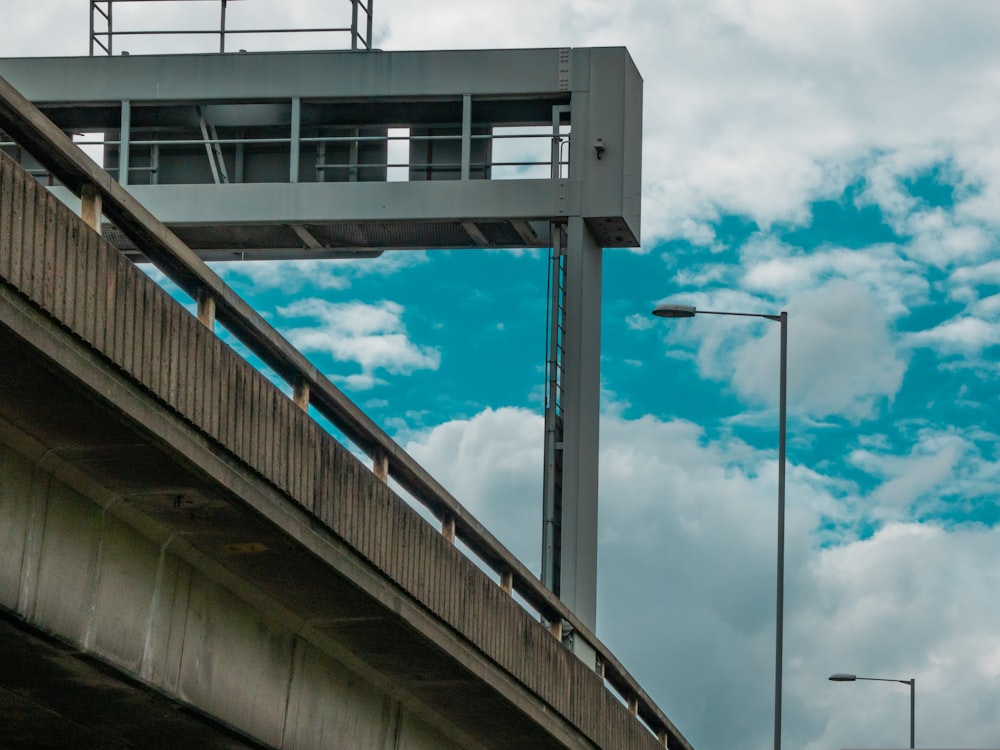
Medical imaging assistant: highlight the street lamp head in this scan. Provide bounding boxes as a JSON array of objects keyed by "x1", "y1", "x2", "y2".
[
  {"x1": 829, "y1": 673, "x2": 857, "y2": 682},
  {"x1": 653, "y1": 302, "x2": 697, "y2": 318}
]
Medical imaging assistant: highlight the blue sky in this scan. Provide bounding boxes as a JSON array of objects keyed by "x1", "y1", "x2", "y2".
[{"x1": 5, "y1": 1, "x2": 1000, "y2": 749}]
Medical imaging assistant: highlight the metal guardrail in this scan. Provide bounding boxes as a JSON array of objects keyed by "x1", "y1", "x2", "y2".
[
  {"x1": 4, "y1": 129, "x2": 570, "y2": 185},
  {"x1": 0, "y1": 71, "x2": 692, "y2": 750},
  {"x1": 90, "y1": 0, "x2": 374, "y2": 55},
  {"x1": 44, "y1": 129, "x2": 570, "y2": 183}
]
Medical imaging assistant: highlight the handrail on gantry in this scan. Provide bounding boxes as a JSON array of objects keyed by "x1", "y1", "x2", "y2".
[
  {"x1": 89, "y1": 0, "x2": 375, "y2": 56},
  {"x1": 0, "y1": 72, "x2": 692, "y2": 750}
]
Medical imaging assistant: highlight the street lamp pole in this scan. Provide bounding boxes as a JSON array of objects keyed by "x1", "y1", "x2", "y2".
[
  {"x1": 829, "y1": 673, "x2": 916, "y2": 748},
  {"x1": 652, "y1": 303, "x2": 788, "y2": 750},
  {"x1": 775, "y1": 309, "x2": 787, "y2": 750}
]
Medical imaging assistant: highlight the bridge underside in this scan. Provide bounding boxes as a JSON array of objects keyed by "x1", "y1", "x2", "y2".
[{"x1": 0, "y1": 610, "x2": 267, "y2": 749}]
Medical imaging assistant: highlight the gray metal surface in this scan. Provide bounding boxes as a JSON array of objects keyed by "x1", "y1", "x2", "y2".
[
  {"x1": 555, "y1": 216, "x2": 603, "y2": 633},
  {"x1": 0, "y1": 47, "x2": 641, "y2": 252}
]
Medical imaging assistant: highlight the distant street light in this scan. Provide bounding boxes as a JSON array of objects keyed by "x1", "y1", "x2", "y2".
[
  {"x1": 652, "y1": 302, "x2": 788, "y2": 750},
  {"x1": 829, "y1": 673, "x2": 916, "y2": 749}
]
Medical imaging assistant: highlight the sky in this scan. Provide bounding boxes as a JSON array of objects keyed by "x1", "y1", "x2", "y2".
[{"x1": 3, "y1": 1, "x2": 1000, "y2": 749}]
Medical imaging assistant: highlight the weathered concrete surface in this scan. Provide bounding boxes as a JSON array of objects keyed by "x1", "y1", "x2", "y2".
[
  {"x1": 0, "y1": 609, "x2": 270, "y2": 749},
  {"x1": 0, "y1": 327, "x2": 478, "y2": 750},
  {"x1": 0, "y1": 148, "x2": 674, "y2": 748}
]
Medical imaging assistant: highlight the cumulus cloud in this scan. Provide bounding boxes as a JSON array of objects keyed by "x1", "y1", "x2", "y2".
[
  {"x1": 625, "y1": 313, "x2": 656, "y2": 331},
  {"x1": 740, "y1": 238, "x2": 929, "y2": 318},
  {"x1": 907, "y1": 317, "x2": 1000, "y2": 355},
  {"x1": 748, "y1": 280, "x2": 907, "y2": 421},
  {"x1": 332, "y1": 372, "x2": 387, "y2": 391},
  {"x1": 950, "y1": 258, "x2": 1000, "y2": 288},
  {"x1": 849, "y1": 431, "x2": 972, "y2": 519},
  {"x1": 275, "y1": 299, "x2": 440, "y2": 386},
  {"x1": 797, "y1": 522, "x2": 1000, "y2": 750},
  {"x1": 214, "y1": 253, "x2": 429, "y2": 295},
  {"x1": 403, "y1": 407, "x2": 544, "y2": 571},
  {"x1": 658, "y1": 279, "x2": 908, "y2": 421}
]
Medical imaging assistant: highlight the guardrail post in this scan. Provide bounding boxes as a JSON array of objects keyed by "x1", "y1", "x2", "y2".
[
  {"x1": 548, "y1": 618, "x2": 562, "y2": 641},
  {"x1": 372, "y1": 448, "x2": 388, "y2": 482},
  {"x1": 658, "y1": 728, "x2": 669, "y2": 747},
  {"x1": 80, "y1": 183, "x2": 102, "y2": 235},
  {"x1": 628, "y1": 695, "x2": 639, "y2": 717},
  {"x1": 292, "y1": 377, "x2": 310, "y2": 411},
  {"x1": 196, "y1": 288, "x2": 216, "y2": 330},
  {"x1": 499, "y1": 569, "x2": 513, "y2": 595},
  {"x1": 441, "y1": 514, "x2": 456, "y2": 544}
]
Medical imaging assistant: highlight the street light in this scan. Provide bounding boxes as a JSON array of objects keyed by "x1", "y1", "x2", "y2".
[
  {"x1": 829, "y1": 673, "x2": 916, "y2": 748},
  {"x1": 652, "y1": 301, "x2": 788, "y2": 750}
]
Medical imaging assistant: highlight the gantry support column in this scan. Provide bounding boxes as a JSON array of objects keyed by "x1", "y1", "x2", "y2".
[{"x1": 557, "y1": 215, "x2": 602, "y2": 640}]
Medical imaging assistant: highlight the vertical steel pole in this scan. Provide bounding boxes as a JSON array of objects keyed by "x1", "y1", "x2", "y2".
[
  {"x1": 351, "y1": 0, "x2": 359, "y2": 50},
  {"x1": 119, "y1": 99, "x2": 131, "y2": 187},
  {"x1": 220, "y1": 0, "x2": 227, "y2": 53},
  {"x1": 909, "y1": 679, "x2": 915, "y2": 749},
  {"x1": 557, "y1": 216, "x2": 602, "y2": 634},
  {"x1": 290, "y1": 97, "x2": 301, "y2": 183},
  {"x1": 774, "y1": 311, "x2": 787, "y2": 750},
  {"x1": 367, "y1": 0, "x2": 374, "y2": 50},
  {"x1": 461, "y1": 95, "x2": 471, "y2": 181}
]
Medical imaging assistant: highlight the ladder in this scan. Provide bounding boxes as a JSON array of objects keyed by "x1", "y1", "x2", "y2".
[{"x1": 541, "y1": 222, "x2": 567, "y2": 597}]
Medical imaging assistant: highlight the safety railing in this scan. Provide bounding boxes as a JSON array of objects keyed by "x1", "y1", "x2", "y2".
[
  {"x1": 0, "y1": 72, "x2": 691, "y2": 750},
  {"x1": 90, "y1": 0, "x2": 374, "y2": 55},
  {"x1": 4, "y1": 127, "x2": 570, "y2": 185}
]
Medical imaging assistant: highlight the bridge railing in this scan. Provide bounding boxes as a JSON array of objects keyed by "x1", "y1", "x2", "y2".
[{"x1": 0, "y1": 72, "x2": 691, "y2": 750}]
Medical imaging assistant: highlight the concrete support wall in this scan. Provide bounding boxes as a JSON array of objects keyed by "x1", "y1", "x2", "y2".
[{"x1": 0, "y1": 438, "x2": 460, "y2": 750}]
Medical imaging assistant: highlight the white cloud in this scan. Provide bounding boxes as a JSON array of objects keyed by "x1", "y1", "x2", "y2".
[
  {"x1": 625, "y1": 313, "x2": 655, "y2": 331},
  {"x1": 276, "y1": 299, "x2": 440, "y2": 379},
  {"x1": 948, "y1": 260, "x2": 1000, "y2": 309},
  {"x1": 740, "y1": 237, "x2": 929, "y2": 317},
  {"x1": 974, "y1": 294, "x2": 1000, "y2": 318},
  {"x1": 907, "y1": 317, "x2": 1000, "y2": 355},
  {"x1": 658, "y1": 280, "x2": 908, "y2": 421},
  {"x1": 672, "y1": 261, "x2": 739, "y2": 288},
  {"x1": 332, "y1": 373, "x2": 387, "y2": 391},
  {"x1": 747, "y1": 281, "x2": 907, "y2": 421},
  {"x1": 950, "y1": 259, "x2": 1000, "y2": 287},
  {"x1": 214, "y1": 253, "x2": 429, "y2": 295},
  {"x1": 849, "y1": 432, "x2": 970, "y2": 518},
  {"x1": 403, "y1": 407, "x2": 545, "y2": 572}
]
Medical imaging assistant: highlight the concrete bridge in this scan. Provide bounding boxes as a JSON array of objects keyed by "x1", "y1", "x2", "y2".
[{"x1": 0, "y1": 74, "x2": 692, "y2": 749}]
